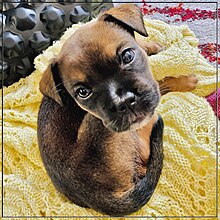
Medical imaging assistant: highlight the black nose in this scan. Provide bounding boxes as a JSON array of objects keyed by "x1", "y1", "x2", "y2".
[{"x1": 114, "y1": 92, "x2": 136, "y2": 113}]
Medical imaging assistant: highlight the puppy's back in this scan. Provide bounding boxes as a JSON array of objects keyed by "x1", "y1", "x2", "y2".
[{"x1": 38, "y1": 97, "x2": 164, "y2": 216}]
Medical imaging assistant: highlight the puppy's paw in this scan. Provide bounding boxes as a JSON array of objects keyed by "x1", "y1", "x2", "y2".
[
  {"x1": 180, "y1": 74, "x2": 199, "y2": 92},
  {"x1": 137, "y1": 39, "x2": 166, "y2": 56},
  {"x1": 159, "y1": 74, "x2": 198, "y2": 95},
  {"x1": 145, "y1": 42, "x2": 166, "y2": 56},
  {"x1": 151, "y1": 42, "x2": 166, "y2": 54}
]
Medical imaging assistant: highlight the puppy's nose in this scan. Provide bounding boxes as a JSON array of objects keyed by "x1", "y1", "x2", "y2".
[{"x1": 115, "y1": 92, "x2": 136, "y2": 113}]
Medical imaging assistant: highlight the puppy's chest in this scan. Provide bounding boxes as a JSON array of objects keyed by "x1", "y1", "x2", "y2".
[{"x1": 75, "y1": 114, "x2": 147, "y2": 191}]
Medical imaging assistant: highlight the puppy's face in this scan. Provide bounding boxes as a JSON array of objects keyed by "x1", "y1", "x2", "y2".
[{"x1": 40, "y1": 4, "x2": 160, "y2": 132}]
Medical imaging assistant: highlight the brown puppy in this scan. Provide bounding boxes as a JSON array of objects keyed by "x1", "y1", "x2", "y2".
[{"x1": 37, "y1": 4, "x2": 198, "y2": 216}]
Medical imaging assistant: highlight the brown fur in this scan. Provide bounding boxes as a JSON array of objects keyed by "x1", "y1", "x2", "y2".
[{"x1": 38, "y1": 4, "x2": 198, "y2": 216}]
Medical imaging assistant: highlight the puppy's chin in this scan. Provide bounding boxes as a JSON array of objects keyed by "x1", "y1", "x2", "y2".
[
  {"x1": 103, "y1": 112, "x2": 154, "y2": 133},
  {"x1": 128, "y1": 114, "x2": 154, "y2": 131}
]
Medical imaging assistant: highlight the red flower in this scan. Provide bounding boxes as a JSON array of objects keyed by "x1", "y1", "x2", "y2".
[{"x1": 141, "y1": 1, "x2": 219, "y2": 22}]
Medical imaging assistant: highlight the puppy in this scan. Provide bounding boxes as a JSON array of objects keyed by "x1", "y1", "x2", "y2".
[{"x1": 37, "y1": 4, "x2": 198, "y2": 216}]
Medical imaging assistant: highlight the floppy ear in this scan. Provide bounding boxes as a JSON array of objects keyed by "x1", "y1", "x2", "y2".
[
  {"x1": 98, "y1": 4, "x2": 148, "y2": 37},
  {"x1": 39, "y1": 62, "x2": 64, "y2": 105}
]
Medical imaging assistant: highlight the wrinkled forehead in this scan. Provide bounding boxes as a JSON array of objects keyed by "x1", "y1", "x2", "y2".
[
  {"x1": 57, "y1": 21, "x2": 136, "y2": 81},
  {"x1": 59, "y1": 21, "x2": 135, "y2": 61}
]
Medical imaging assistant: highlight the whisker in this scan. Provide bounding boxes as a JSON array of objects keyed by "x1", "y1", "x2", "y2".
[
  {"x1": 47, "y1": 79, "x2": 72, "y2": 97},
  {"x1": 49, "y1": 79, "x2": 71, "y2": 94},
  {"x1": 106, "y1": 119, "x2": 116, "y2": 128}
]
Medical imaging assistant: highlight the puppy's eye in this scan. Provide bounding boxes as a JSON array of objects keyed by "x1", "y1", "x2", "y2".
[
  {"x1": 76, "y1": 87, "x2": 92, "y2": 99},
  {"x1": 121, "y1": 49, "x2": 135, "y2": 64}
]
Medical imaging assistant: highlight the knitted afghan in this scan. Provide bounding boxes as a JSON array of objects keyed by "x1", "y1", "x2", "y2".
[{"x1": 1, "y1": 19, "x2": 219, "y2": 218}]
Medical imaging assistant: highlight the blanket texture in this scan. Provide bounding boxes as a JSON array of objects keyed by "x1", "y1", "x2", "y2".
[{"x1": 1, "y1": 18, "x2": 219, "y2": 218}]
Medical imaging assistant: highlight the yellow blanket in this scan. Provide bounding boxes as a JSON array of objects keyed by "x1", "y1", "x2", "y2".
[{"x1": 1, "y1": 19, "x2": 219, "y2": 218}]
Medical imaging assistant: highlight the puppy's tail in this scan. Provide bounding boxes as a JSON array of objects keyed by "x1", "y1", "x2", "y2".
[{"x1": 100, "y1": 115, "x2": 164, "y2": 217}]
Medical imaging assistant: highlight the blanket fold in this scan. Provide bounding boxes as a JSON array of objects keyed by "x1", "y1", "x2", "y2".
[{"x1": 1, "y1": 18, "x2": 219, "y2": 218}]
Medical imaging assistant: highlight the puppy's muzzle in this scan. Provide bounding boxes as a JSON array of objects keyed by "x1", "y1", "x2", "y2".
[{"x1": 110, "y1": 91, "x2": 136, "y2": 113}]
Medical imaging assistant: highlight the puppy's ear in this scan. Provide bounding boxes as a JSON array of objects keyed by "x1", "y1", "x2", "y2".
[
  {"x1": 39, "y1": 62, "x2": 63, "y2": 105},
  {"x1": 98, "y1": 4, "x2": 148, "y2": 37}
]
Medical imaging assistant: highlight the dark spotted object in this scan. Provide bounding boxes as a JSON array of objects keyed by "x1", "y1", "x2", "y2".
[{"x1": 0, "y1": 0, "x2": 113, "y2": 88}]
